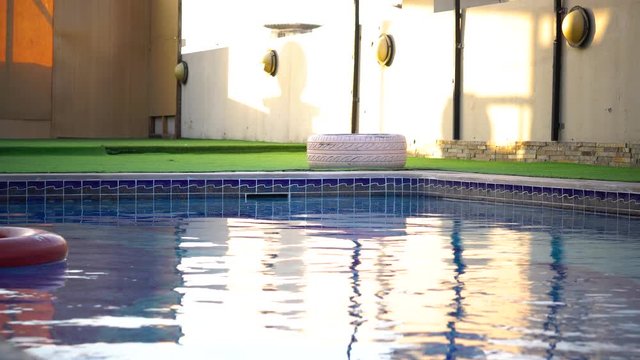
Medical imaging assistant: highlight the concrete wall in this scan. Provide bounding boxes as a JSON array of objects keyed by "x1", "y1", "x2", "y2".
[{"x1": 180, "y1": 0, "x2": 640, "y2": 158}]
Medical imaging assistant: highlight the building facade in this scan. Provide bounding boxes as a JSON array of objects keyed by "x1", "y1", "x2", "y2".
[{"x1": 180, "y1": 0, "x2": 640, "y2": 166}]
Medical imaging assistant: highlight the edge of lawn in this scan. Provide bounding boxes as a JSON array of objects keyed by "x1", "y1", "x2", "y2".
[{"x1": 0, "y1": 139, "x2": 639, "y2": 183}]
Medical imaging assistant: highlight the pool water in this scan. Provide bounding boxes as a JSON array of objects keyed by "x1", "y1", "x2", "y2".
[{"x1": 1, "y1": 194, "x2": 640, "y2": 359}]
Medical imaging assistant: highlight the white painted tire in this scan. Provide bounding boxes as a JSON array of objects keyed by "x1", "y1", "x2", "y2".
[{"x1": 307, "y1": 134, "x2": 407, "y2": 169}]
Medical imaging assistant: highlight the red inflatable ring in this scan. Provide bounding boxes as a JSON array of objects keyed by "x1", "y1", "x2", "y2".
[{"x1": 0, "y1": 227, "x2": 68, "y2": 267}]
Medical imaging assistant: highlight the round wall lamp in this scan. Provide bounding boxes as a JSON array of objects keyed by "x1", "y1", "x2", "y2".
[
  {"x1": 262, "y1": 49, "x2": 278, "y2": 76},
  {"x1": 562, "y1": 6, "x2": 591, "y2": 48},
  {"x1": 376, "y1": 34, "x2": 395, "y2": 66},
  {"x1": 174, "y1": 61, "x2": 189, "y2": 84}
]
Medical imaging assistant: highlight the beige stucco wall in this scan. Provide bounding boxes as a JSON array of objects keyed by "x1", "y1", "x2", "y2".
[
  {"x1": 461, "y1": 0, "x2": 554, "y2": 145},
  {"x1": 180, "y1": 0, "x2": 640, "y2": 151},
  {"x1": 562, "y1": 0, "x2": 640, "y2": 143},
  {"x1": 374, "y1": 0, "x2": 640, "y2": 149},
  {"x1": 358, "y1": 0, "x2": 455, "y2": 156},
  {"x1": 180, "y1": 0, "x2": 353, "y2": 143}
]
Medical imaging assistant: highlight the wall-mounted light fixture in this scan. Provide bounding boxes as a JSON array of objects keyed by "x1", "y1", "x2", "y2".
[
  {"x1": 376, "y1": 34, "x2": 395, "y2": 66},
  {"x1": 562, "y1": 6, "x2": 591, "y2": 48},
  {"x1": 174, "y1": 61, "x2": 189, "y2": 84},
  {"x1": 262, "y1": 49, "x2": 278, "y2": 76},
  {"x1": 264, "y1": 23, "x2": 321, "y2": 38}
]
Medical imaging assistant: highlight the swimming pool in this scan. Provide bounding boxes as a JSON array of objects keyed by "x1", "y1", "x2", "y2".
[{"x1": 1, "y1": 182, "x2": 640, "y2": 359}]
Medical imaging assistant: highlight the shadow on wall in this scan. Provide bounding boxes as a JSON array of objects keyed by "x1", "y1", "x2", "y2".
[
  {"x1": 263, "y1": 41, "x2": 318, "y2": 142},
  {"x1": 180, "y1": 47, "x2": 271, "y2": 140},
  {"x1": 441, "y1": 94, "x2": 533, "y2": 146},
  {"x1": 436, "y1": 3, "x2": 637, "y2": 148},
  {"x1": 182, "y1": 42, "x2": 318, "y2": 143}
]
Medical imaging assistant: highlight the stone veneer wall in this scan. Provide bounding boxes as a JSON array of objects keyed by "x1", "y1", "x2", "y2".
[{"x1": 437, "y1": 141, "x2": 640, "y2": 167}]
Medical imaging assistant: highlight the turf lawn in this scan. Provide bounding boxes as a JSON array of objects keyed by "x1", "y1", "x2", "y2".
[{"x1": 1, "y1": 139, "x2": 639, "y2": 182}]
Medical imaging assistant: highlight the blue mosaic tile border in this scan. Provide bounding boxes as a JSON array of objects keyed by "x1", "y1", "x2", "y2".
[{"x1": 0, "y1": 177, "x2": 638, "y2": 217}]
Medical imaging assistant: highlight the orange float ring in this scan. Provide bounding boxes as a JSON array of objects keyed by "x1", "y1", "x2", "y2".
[{"x1": 0, "y1": 227, "x2": 68, "y2": 267}]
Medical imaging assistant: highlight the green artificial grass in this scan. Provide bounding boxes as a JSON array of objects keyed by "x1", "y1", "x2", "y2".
[
  {"x1": 405, "y1": 158, "x2": 640, "y2": 182},
  {"x1": 1, "y1": 139, "x2": 639, "y2": 182},
  {"x1": 0, "y1": 139, "x2": 305, "y2": 155}
]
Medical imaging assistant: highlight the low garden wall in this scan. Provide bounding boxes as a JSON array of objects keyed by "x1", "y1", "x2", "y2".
[{"x1": 437, "y1": 141, "x2": 640, "y2": 167}]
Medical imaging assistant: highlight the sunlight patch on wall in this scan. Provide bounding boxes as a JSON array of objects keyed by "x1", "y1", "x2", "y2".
[
  {"x1": 302, "y1": 28, "x2": 353, "y2": 135},
  {"x1": 537, "y1": 14, "x2": 554, "y2": 49},
  {"x1": 0, "y1": 0, "x2": 54, "y2": 66},
  {"x1": 464, "y1": 12, "x2": 532, "y2": 98},
  {"x1": 357, "y1": 2, "x2": 450, "y2": 156},
  {"x1": 487, "y1": 104, "x2": 532, "y2": 145},
  {"x1": 0, "y1": 2, "x2": 6, "y2": 62},
  {"x1": 591, "y1": 8, "x2": 611, "y2": 46},
  {"x1": 228, "y1": 41, "x2": 273, "y2": 114}
]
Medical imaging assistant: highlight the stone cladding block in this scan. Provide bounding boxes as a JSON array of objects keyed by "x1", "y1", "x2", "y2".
[{"x1": 434, "y1": 140, "x2": 638, "y2": 167}]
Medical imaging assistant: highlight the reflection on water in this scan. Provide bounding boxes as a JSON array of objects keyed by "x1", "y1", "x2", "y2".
[
  {"x1": 0, "y1": 262, "x2": 66, "y2": 347},
  {"x1": 1, "y1": 195, "x2": 640, "y2": 359},
  {"x1": 544, "y1": 233, "x2": 566, "y2": 359},
  {"x1": 446, "y1": 219, "x2": 468, "y2": 358},
  {"x1": 347, "y1": 238, "x2": 362, "y2": 360}
]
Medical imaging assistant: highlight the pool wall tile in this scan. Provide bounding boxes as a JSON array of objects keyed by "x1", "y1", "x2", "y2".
[
  {"x1": 354, "y1": 178, "x2": 370, "y2": 193},
  {"x1": 290, "y1": 179, "x2": 306, "y2": 193},
  {"x1": 153, "y1": 179, "x2": 171, "y2": 195},
  {"x1": 137, "y1": 180, "x2": 154, "y2": 194},
  {"x1": 172, "y1": 179, "x2": 189, "y2": 194},
  {"x1": 274, "y1": 179, "x2": 290, "y2": 193},
  {"x1": 386, "y1": 178, "x2": 395, "y2": 192},
  {"x1": 256, "y1": 179, "x2": 273, "y2": 193},
  {"x1": 27, "y1": 181, "x2": 45, "y2": 196},
  {"x1": 306, "y1": 179, "x2": 322, "y2": 193},
  {"x1": 100, "y1": 180, "x2": 119, "y2": 195},
  {"x1": 171, "y1": 192, "x2": 189, "y2": 201},
  {"x1": 417, "y1": 178, "x2": 426, "y2": 193},
  {"x1": 629, "y1": 193, "x2": 640, "y2": 215},
  {"x1": 206, "y1": 179, "x2": 224, "y2": 194},
  {"x1": 64, "y1": 180, "x2": 82, "y2": 196},
  {"x1": 239, "y1": 179, "x2": 257, "y2": 194},
  {"x1": 410, "y1": 178, "x2": 418, "y2": 192},
  {"x1": 44, "y1": 180, "x2": 63, "y2": 196},
  {"x1": 189, "y1": 179, "x2": 206, "y2": 194},
  {"x1": 223, "y1": 180, "x2": 240, "y2": 196},
  {"x1": 117, "y1": 180, "x2": 136, "y2": 194},
  {"x1": 338, "y1": 178, "x2": 354, "y2": 193},
  {"x1": 3, "y1": 174, "x2": 639, "y2": 218},
  {"x1": 322, "y1": 178, "x2": 338, "y2": 193},
  {"x1": 619, "y1": 192, "x2": 630, "y2": 203},
  {"x1": 402, "y1": 178, "x2": 411, "y2": 192}
]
